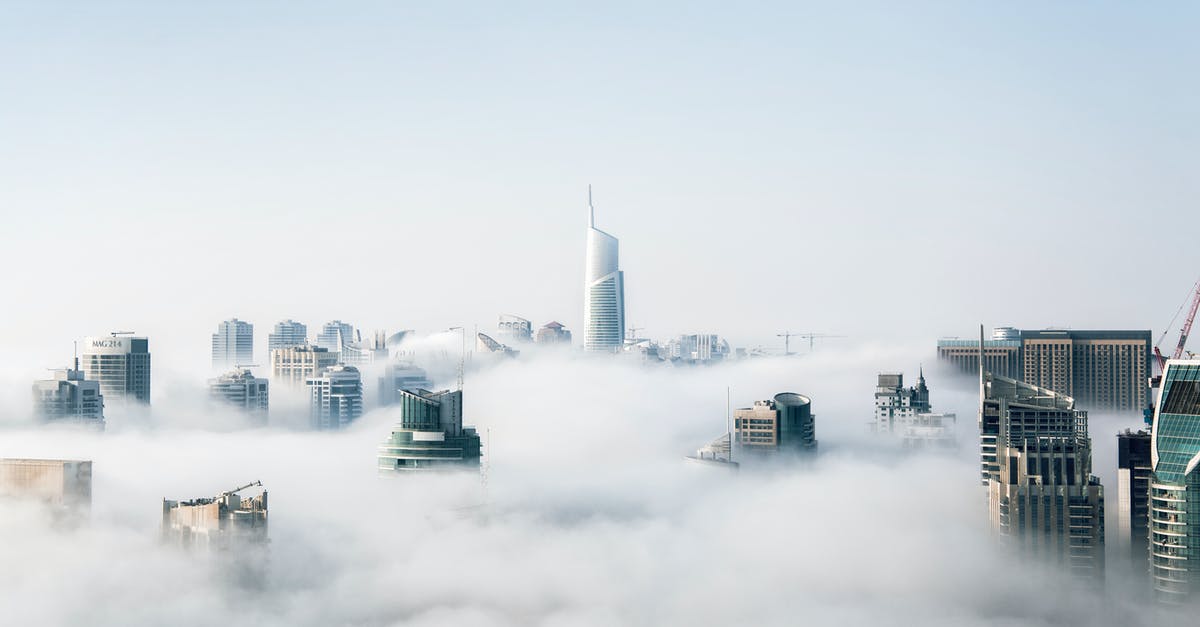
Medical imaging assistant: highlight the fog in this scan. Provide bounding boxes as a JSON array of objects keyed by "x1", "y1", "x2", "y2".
[{"x1": 0, "y1": 344, "x2": 1161, "y2": 626}]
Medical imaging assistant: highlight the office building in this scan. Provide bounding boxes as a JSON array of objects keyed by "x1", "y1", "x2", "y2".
[
  {"x1": 378, "y1": 388, "x2": 482, "y2": 472},
  {"x1": 733, "y1": 393, "x2": 817, "y2": 457},
  {"x1": 211, "y1": 318, "x2": 253, "y2": 368},
  {"x1": 267, "y1": 319, "x2": 308, "y2": 351},
  {"x1": 1148, "y1": 359, "x2": 1200, "y2": 603},
  {"x1": 81, "y1": 334, "x2": 151, "y2": 404},
  {"x1": 583, "y1": 190, "x2": 625, "y2": 352},
  {"x1": 981, "y1": 370, "x2": 1105, "y2": 580},
  {"x1": 497, "y1": 315, "x2": 533, "y2": 343},
  {"x1": 666, "y1": 334, "x2": 731, "y2": 363},
  {"x1": 872, "y1": 369, "x2": 956, "y2": 447},
  {"x1": 208, "y1": 369, "x2": 269, "y2": 422},
  {"x1": 162, "y1": 481, "x2": 268, "y2": 552},
  {"x1": 1116, "y1": 429, "x2": 1152, "y2": 580},
  {"x1": 316, "y1": 320, "x2": 354, "y2": 352},
  {"x1": 901, "y1": 412, "x2": 957, "y2": 449},
  {"x1": 32, "y1": 357, "x2": 104, "y2": 428},
  {"x1": 535, "y1": 321, "x2": 572, "y2": 345},
  {"x1": 0, "y1": 458, "x2": 92, "y2": 515},
  {"x1": 378, "y1": 361, "x2": 435, "y2": 406},
  {"x1": 938, "y1": 327, "x2": 1152, "y2": 411},
  {"x1": 307, "y1": 364, "x2": 363, "y2": 430},
  {"x1": 270, "y1": 345, "x2": 338, "y2": 387}
]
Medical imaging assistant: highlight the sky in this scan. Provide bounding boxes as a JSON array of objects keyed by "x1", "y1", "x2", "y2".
[{"x1": 0, "y1": 4, "x2": 1196, "y2": 624}]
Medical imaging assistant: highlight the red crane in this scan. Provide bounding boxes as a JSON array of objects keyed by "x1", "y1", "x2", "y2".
[{"x1": 1155, "y1": 278, "x2": 1200, "y2": 371}]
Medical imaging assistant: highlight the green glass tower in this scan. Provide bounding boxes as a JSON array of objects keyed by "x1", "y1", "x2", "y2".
[
  {"x1": 1150, "y1": 360, "x2": 1200, "y2": 603},
  {"x1": 377, "y1": 389, "x2": 481, "y2": 472}
]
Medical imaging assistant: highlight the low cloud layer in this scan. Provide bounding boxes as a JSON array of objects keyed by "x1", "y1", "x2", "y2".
[{"x1": 0, "y1": 345, "x2": 1157, "y2": 626}]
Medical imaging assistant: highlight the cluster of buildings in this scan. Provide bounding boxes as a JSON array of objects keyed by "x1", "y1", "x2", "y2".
[
  {"x1": 32, "y1": 334, "x2": 153, "y2": 429},
  {"x1": 688, "y1": 391, "x2": 819, "y2": 469},
  {"x1": 871, "y1": 369, "x2": 956, "y2": 449}
]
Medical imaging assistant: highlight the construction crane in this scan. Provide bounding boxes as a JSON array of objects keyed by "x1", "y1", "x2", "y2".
[
  {"x1": 110, "y1": 331, "x2": 136, "y2": 336},
  {"x1": 219, "y1": 480, "x2": 262, "y2": 497},
  {"x1": 777, "y1": 332, "x2": 846, "y2": 355},
  {"x1": 1154, "y1": 277, "x2": 1200, "y2": 372}
]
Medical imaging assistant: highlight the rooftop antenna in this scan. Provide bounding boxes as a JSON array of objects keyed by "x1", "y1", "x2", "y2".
[
  {"x1": 73, "y1": 341, "x2": 78, "y2": 371},
  {"x1": 588, "y1": 184, "x2": 595, "y2": 227},
  {"x1": 727, "y1": 386, "x2": 733, "y2": 464}
]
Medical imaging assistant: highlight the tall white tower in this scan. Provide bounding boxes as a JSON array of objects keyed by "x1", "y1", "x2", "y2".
[{"x1": 583, "y1": 187, "x2": 625, "y2": 352}]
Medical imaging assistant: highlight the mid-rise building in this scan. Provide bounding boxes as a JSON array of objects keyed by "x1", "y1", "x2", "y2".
[
  {"x1": 535, "y1": 321, "x2": 572, "y2": 345},
  {"x1": 1148, "y1": 359, "x2": 1200, "y2": 603},
  {"x1": 476, "y1": 332, "x2": 519, "y2": 357},
  {"x1": 378, "y1": 361, "x2": 435, "y2": 406},
  {"x1": 377, "y1": 388, "x2": 481, "y2": 472},
  {"x1": 211, "y1": 318, "x2": 253, "y2": 368},
  {"x1": 666, "y1": 334, "x2": 731, "y2": 363},
  {"x1": 981, "y1": 369, "x2": 1105, "y2": 580},
  {"x1": 733, "y1": 393, "x2": 817, "y2": 457},
  {"x1": 81, "y1": 334, "x2": 151, "y2": 404},
  {"x1": 583, "y1": 190, "x2": 625, "y2": 352},
  {"x1": 32, "y1": 357, "x2": 104, "y2": 428},
  {"x1": 208, "y1": 369, "x2": 269, "y2": 422},
  {"x1": 307, "y1": 364, "x2": 363, "y2": 430},
  {"x1": 938, "y1": 327, "x2": 1152, "y2": 411},
  {"x1": 316, "y1": 320, "x2": 354, "y2": 352},
  {"x1": 0, "y1": 458, "x2": 92, "y2": 515},
  {"x1": 497, "y1": 315, "x2": 533, "y2": 343},
  {"x1": 267, "y1": 319, "x2": 308, "y2": 351},
  {"x1": 1116, "y1": 429, "x2": 1152, "y2": 582},
  {"x1": 270, "y1": 345, "x2": 338, "y2": 387},
  {"x1": 162, "y1": 481, "x2": 268, "y2": 552},
  {"x1": 872, "y1": 369, "x2": 956, "y2": 447}
]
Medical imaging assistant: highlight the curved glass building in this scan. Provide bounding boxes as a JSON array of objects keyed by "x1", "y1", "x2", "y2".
[
  {"x1": 378, "y1": 389, "x2": 481, "y2": 472},
  {"x1": 584, "y1": 190, "x2": 625, "y2": 352},
  {"x1": 1149, "y1": 360, "x2": 1200, "y2": 603}
]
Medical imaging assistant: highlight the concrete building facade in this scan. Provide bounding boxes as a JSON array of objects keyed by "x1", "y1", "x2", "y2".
[
  {"x1": 0, "y1": 458, "x2": 92, "y2": 521},
  {"x1": 162, "y1": 481, "x2": 268, "y2": 552},
  {"x1": 32, "y1": 358, "x2": 104, "y2": 428},
  {"x1": 82, "y1": 335, "x2": 151, "y2": 404},
  {"x1": 733, "y1": 393, "x2": 817, "y2": 457},
  {"x1": 307, "y1": 364, "x2": 363, "y2": 430},
  {"x1": 535, "y1": 321, "x2": 572, "y2": 345},
  {"x1": 270, "y1": 345, "x2": 338, "y2": 387},
  {"x1": 212, "y1": 318, "x2": 253, "y2": 368},
  {"x1": 267, "y1": 319, "x2": 308, "y2": 351},
  {"x1": 497, "y1": 315, "x2": 533, "y2": 343},
  {"x1": 208, "y1": 369, "x2": 269, "y2": 422}
]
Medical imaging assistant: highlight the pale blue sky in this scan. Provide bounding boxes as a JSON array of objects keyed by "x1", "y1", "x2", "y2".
[{"x1": 1, "y1": 1, "x2": 1197, "y2": 367}]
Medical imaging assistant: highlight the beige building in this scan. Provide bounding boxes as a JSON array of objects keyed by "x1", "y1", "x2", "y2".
[
  {"x1": 162, "y1": 481, "x2": 268, "y2": 551},
  {"x1": 270, "y1": 345, "x2": 338, "y2": 386},
  {"x1": 0, "y1": 458, "x2": 93, "y2": 517}
]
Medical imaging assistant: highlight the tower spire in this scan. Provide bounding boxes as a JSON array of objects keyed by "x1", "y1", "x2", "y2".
[{"x1": 588, "y1": 184, "x2": 594, "y2": 227}]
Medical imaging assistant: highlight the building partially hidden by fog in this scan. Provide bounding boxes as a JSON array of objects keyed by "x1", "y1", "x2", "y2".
[
  {"x1": 0, "y1": 458, "x2": 92, "y2": 521},
  {"x1": 209, "y1": 369, "x2": 269, "y2": 422},
  {"x1": 733, "y1": 393, "x2": 817, "y2": 457},
  {"x1": 316, "y1": 320, "x2": 354, "y2": 352},
  {"x1": 211, "y1": 318, "x2": 253, "y2": 369},
  {"x1": 270, "y1": 345, "x2": 338, "y2": 386},
  {"x1": 378, "y1": 361, "x2": 434, "y2": 406},
  {"x1": 583, "y1": 190, "x2": 625, "y2": 353},
  {"x1": 307, "y1": 364, "x2": 363, "y2": 430},
  {"x1": 32, "y1": 356, "x2": 104, "y2": 429},
  {"x1": 535, "y1": 321, "x2": 572, "y2": 345},
  {"x1": 268, "y1": 319, "x2": 308, "y2": 351},
  {"x1": 497, "y1": 314, "x2": 532, "y2": 343},
  {"x1": 477, "y1": 332, "x2": 519, "y2": 357},
  {"x1": 162, "y1": 481, "x2": 268, "y2": 552},
  {"x1": 665, "y1": 334, "x2": 731, "y2": 364},
  {"x1": 686, "y1": 433, "x2": 739, "y2": 470},
  {"x1": 1148, "y1": 359, "x2": 1200, "y2": 603},
  {"x1": 82, "y1": 334, "x2": 151, "y2": 405},
  {"x1": 872, "y1": 369, "x2": 956, "y2": 448},
  {"x1": 981, "y1": 370, "x2": 1105, "y2": 580},
  {"x1": 940, "y1": 327, "x2": 1152, "y2": 412},
  {"x1": 1116, "y1": 429, "x2": 1152, "y2": 583},
  {"x1": 378, "y1": 389, "x2": 481, "y2": 472}
]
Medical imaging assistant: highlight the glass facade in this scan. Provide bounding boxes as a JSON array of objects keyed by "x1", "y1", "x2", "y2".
[{"x1": 1150, "y1": 361, "x2": 1200, "y2": 602}]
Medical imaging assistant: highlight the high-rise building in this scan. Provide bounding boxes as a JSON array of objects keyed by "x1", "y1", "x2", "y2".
[
  {"x1": 535, "y1": 321, "x2": 572, "y2": 345},
  {"x1": 162, "y1": 481, "x2": 268, "y2": 552},
  {"x1": 0, "y1": 458, "x2": 92, "y2": 516},
  {"x1": 1116, "y1": 429, "x2": 1152, "y2": 581},
  {"x1": 211, "y1": 318, "x2": 253, "y2": 368},
  {"x1": 208, "y1": 369, "x2": 269, "y2": 421},
  {"x1": 270, "y1": 345, "x2": 338, "y2": 387},
  {"x1": 981, "y1": 369, "x2": 1105, "y2": 580},
  {"x1": 307, "y1": 364, "x2": 363, "y2": 430},
  {"x1": 938, "y1": 328, "x2": 1151, "y2": 412},
  {"x1": 733, "y1": 393, "x2": 817, "y2": 457},
  {"x1": 497, "y1": 315, "x2": 533, "y2": 343},
  {"x1": 583, "y1": 190, "x2": 625, "y2": 352},
  {"x1": 872, "y1": 369, "x2": 957, "y2": 448},
  {"x1": 81, "y1": 334, "x2": 151, "y2": 404},
  {"x1": 32, "y1": 357, "x2": 104, "y2": 428},
  {"x1": 378, "y1": 361, "x2": 434, "y2": 406},
  {"x1": 377, "y1": 388, "x2": 482, "y2": 472},
  {"x1": 316, "y1": 320, "x2": 354, "y2": 352},
  {"x1": 267, "y1": 319, "x2": 308, "y2": 351},
  {"x1": 1147, "y1": 359, "x2": 1200, "y2": 603}
]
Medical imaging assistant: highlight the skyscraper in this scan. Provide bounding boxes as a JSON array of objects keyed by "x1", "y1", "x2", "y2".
[
  {"x1": 872, "y1": 369, "x2": 957, "y2": 448},
  {"x1": 212, "y1": 318, "x2": 254, "y2": 368},
  {"x1": 208, "y1": 369, "x2": 269, "y2": 422},
  {"x1": 1148, "y1": 359, "x2": 1200, "y2": 603},
  {"x1": 378, "y1": 361, "x2": 435, "y2": 406},
  {"x1": 32, "y1": 357, "x2": 104, "y2": 428},
  {"x1": 733, "y1": 393, "x2": 817, "y2": 457},
  {"x1": 316, "y1": 320, "x2": 354, "y2": 352},
  {"x1": 270, "y1": 345, "x2": 338, "y2": 387},
  {"x1": 1116, "y1": 429, "x2": 1152, "y2": 582},
  {"x1": 306, "y1": 364, "x2": 363, "y2": 430},
  {"x1": 81, "y1": 334, "x2": 151, "y2": 404},
  {"x1": 377, "y1": 388, "x2": 482, "y2": 472},
  {"x1": 267, "y1": 319, "x2": 307, "y2": 351},
  {"x1": 583, "y1": 188, "x2": 625, "y2": 353}
]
